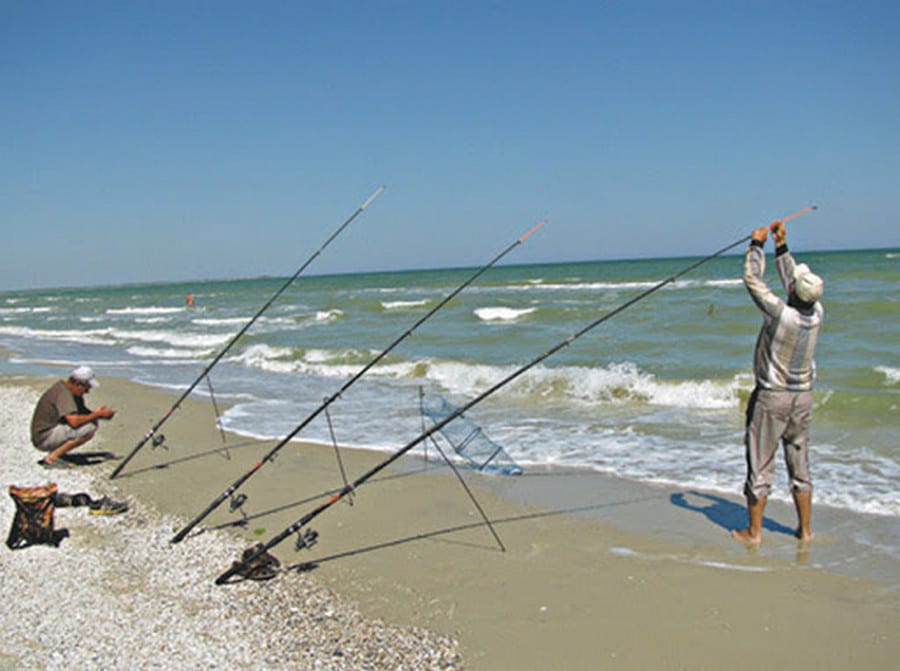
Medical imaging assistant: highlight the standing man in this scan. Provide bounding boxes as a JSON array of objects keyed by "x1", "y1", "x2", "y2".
[
  {"x1": 30, "y1": 366, "x2": 116, "y2": 469},
  {"x1": 733, "y1": 221, "x2": 824, "y2": 544}
]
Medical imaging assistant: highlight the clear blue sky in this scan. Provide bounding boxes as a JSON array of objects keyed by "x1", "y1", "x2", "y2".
[{"x1": 2, "y1": 1, "x2": 898, "y2": 290}]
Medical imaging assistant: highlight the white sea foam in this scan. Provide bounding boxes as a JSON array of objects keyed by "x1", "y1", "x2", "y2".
[
  {"x1": 875, "y1": 365, "x2": 900, "y2": 385},
  {"x1": 230, "y1": 351, "x2": 745, "y2": 412},
  {"x1": 474, "y1": 307, "x2": 537, "y2": 322},
  {"x1": 229, "y1": 344, "x2": 297, "y2": 374},
  {"x1": 501, "y1": 278, "x2": 743, "y2": 292},
  {"x1": 126, "y1": 345, "x2": 211, "y2": 360},
  {"x1": 424, "y1": 359, "x2": 743, "y2": 410},
  {"x1": 811, "y1": 443, "x2": 900, "y2": 517},
  {"x1": 0, "y1": 325, "x2": 118, "y2": 346},
  {"x1": 106, "y1": 328, "x2": 233, "y2": 349},
  {"x1": 0, "y1": 323, "x2": 229, "y2": 351},
  {"x1": 0, "y1": 306, "x2": 52, "y2": 314},
  {"x1": 633, "y1": 375, "x2": 740, "y2": 409},
  {"x1": 230, "y1": 343, "x2": 398, "y2": 378},
  {"x1": 304, "y1": 348, "x2": 367, "y2": 363},
  {"x1": 382, "y1": 299, "x2": 430, "y2": 309},
  {"x1": 191, "y1": 317, "x2": 253, "y2": 326},
  {"x1": 134, "y1": 317, "x2": 172, "y2": 324},
  {"x1": 303, "y1": 348, "x2": 333, "y2": 363},
  {"x1": 106, "y1": 306, "x2": 186, "y2": 315},
  {"x1": 698, "y1": 278, "x2": 744, "y2": 288},
  {"x1": 229, "y1": 343, "x2": 383, "y2": 377},
  {"x1": 366, "y1": 287, "x2": 407, "y2": 294},
  {"x1": 315, "y1": 309, "x2": 343, "y2": 322},
  {"x1": 513, "y1": 280, "x2": 660, "y2": 291}
]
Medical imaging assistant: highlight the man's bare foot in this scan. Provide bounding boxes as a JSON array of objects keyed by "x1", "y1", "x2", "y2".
[
  {"x1": 37, "y1": 458, "x2": 73, "y2": 470},
  {"x1": 795, "y1": 529, "x2": 814, "y2": 543},
  {"x1": 731, "y1": 528, "x2": 762, "y2": 545}
]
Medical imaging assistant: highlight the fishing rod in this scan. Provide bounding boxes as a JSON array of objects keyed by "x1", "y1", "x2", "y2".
[
  {"x1": 215, "y1": 205, "x2": 817, "y2": 585},
  {"x1": 110, "y1": 186, "x2": 386, "y2": 479},
  {"x1": 171, "y1": 219, "x2": 547, "y2": 543}
]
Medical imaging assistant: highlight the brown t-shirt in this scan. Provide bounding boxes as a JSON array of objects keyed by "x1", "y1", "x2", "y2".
[{"x1": 30, "y1": 380, "x2": 89, "y2": 447}]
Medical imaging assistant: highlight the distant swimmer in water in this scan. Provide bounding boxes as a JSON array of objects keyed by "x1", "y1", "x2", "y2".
[
  {"x1": 186, "y1": 293, "x2": 194, "y2": 306},
  {"x1": 733, "y1": 220, "x2": 824, "y2": 546}
]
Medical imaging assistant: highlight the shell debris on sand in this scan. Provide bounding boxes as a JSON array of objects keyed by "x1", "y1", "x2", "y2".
[{"x1": 0, "y1": 384, "x2": 461, "y2": 670}]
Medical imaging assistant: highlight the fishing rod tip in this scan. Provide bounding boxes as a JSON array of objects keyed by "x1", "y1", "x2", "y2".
[
  {"x1": 519, "y1": 219, "x2": 547, "y2": 242},
  {"x1": 361, "y1": 186, "x2": 386, "y2": 209}
]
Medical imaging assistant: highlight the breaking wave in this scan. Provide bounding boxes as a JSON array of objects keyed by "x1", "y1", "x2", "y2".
[{"x1": 474, "y1": 307, "x2": 538, "y2": 322}]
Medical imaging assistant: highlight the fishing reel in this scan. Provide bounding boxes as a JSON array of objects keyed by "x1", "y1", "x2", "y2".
[
  {"x1": 294, "y1": 527, "x2": 318, "y2": 552},
  {"x1": 151, "y1": 433, "x2": 167, "y2": 450},
  {"x1": 229, "y1": 493, "x2": 248, "y2": 513},
  {"x1": 228, "y1": 493, "x2": 249, "y2": 526}
]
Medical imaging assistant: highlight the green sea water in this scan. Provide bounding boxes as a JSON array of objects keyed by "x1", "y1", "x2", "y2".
[{"x1": 1, "y1": 248, "x2": 897, "y2": 520}]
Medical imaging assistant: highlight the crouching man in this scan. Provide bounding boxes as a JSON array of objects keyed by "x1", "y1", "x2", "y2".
[{"x1": 30, "y1": 366, "x2": 116, "y2": 469}]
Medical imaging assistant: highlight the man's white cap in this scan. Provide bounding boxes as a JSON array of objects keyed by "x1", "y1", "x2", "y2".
[
  {"x1": 792, "y1": 263, "x2": 824, "y2": 304},
  {"x1": 71, "y1": 365, "x2": 99, "y2": 388}
]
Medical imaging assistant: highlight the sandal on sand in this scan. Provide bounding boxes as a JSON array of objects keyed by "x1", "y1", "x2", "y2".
[
  {"x1": 88, "y1": 496, "x2": 129, "y2": 516},
  {"x1": 37, "y1": 459, "x2": 72, "y2": 470}
]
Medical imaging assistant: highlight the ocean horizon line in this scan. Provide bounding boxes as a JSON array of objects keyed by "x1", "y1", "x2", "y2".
[{"x1": 3, "y1": 245, "x2": 896, "y2": 295}]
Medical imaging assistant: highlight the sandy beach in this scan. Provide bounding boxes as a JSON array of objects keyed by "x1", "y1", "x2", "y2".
[{"x1": 2, "y1": 373, "x2": 897, "y2": 670}]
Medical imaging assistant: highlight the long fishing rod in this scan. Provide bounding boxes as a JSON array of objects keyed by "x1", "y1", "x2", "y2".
[
  {"x1": 215, "y1": 205, "x2": 817, "y2": 585},
  {"x1": 110, "y1": 186, "x2": 386, "y2": 479},
  {"x1": 171, "y1": 219, "x2": 547, "y2": 543}
]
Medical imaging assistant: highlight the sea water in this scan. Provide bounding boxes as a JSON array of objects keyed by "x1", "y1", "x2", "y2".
[{"x1": 1, "y1": 249, "x2": 897, "y2": 525}]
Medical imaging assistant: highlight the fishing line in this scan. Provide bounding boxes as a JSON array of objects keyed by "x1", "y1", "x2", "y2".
[
  {"x1": 414, "y1": 386, "x2": 506, "y2": 550},
  {"x1": 419, "y1": 387, "x2": 431, "y2": 468},
  {"x1": 423, "y1": 427, "x2": 507, "y2": 552},
  {"x1": 110, "y1": 186, "x2": 385, "y2": 479},
  {"x1": 214, "y1": 205, "x2": 816, "y2": 585},
  {"x1": 171, "y1": 220, "x2": 547, "y2": 543},
  {"x1": 204, "y1": 375, "x2": 229, "y2": 455},
  {"x1": 324, "y1": 403, "x2": 353, "y2": 505}
]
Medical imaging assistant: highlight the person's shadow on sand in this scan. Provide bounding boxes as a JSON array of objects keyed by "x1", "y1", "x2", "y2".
[
  {"x1": 670, "y1": 491, "x2": 795, "y2": 537},
  {"x1": 61, "y1": 451, "x2": 120, "y2": 466}
]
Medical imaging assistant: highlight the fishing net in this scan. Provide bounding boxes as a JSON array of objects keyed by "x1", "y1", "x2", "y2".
[{"x1": 419, "y1": 391, "x2": 523, "y2": 476}]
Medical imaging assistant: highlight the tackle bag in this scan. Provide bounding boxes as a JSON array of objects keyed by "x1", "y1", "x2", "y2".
[{"x1": 6, "y1": 484, "x2": 66, "y2": 549}]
